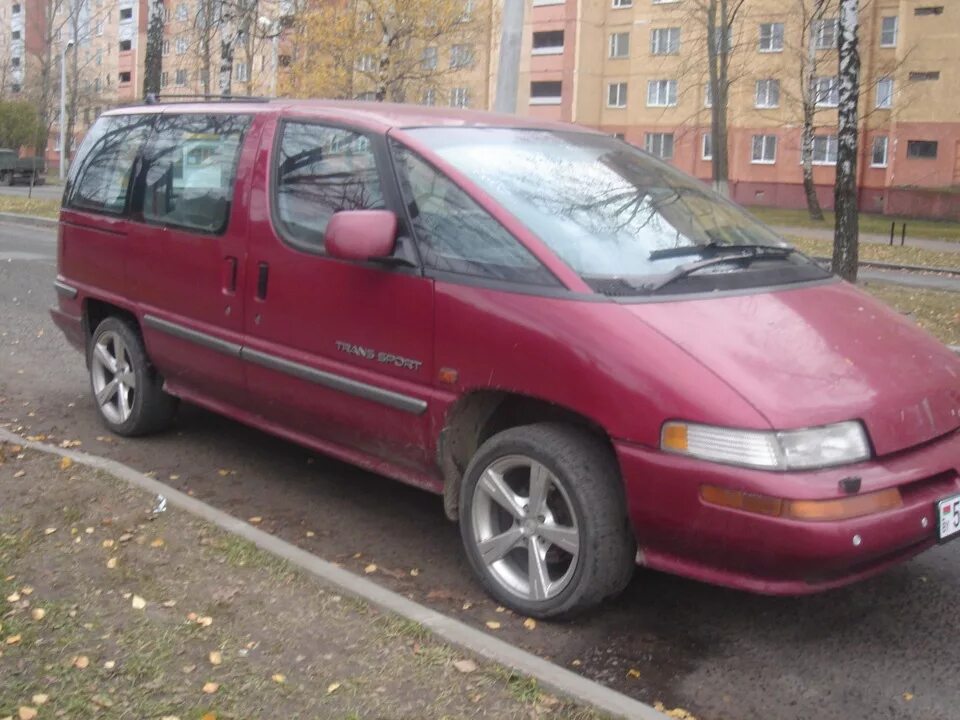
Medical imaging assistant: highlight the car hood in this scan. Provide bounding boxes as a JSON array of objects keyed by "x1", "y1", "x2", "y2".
[{"x1": 627, "y1": 280, "x2": 960, "y2": 456}]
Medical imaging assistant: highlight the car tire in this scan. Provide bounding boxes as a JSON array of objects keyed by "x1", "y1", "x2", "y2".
[
  {"x1": 88, "y1": 317, "x2": 178, "y2": 436},
  {"x1": 459, "y1": 423, "x2": 635, "y2": 619}
]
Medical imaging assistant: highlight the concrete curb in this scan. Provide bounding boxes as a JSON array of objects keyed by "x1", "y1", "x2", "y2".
[
  {"x1": 0, "y1": 427, "x2": 667, "y2": 720},
  {"x1": 0, "y1": 211, "x2": 58, "y2": 229}
]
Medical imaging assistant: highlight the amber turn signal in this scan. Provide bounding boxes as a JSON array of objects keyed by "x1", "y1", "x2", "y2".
[{"x1": 700, "y1": 485, "x2": 902, "y2": 522}]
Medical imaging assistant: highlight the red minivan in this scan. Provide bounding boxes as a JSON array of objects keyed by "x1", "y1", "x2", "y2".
[{"x1": 52, "y1": 100, "x2": 960, "y2": 618}]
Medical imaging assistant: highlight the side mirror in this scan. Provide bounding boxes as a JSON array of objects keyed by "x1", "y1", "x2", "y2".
[{"x1": 324, "y1": 210, "x2": 398, "y2": 262}]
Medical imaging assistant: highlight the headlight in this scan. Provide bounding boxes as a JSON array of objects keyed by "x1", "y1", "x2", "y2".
[{"x1": 661, "y1": 420, "x2": 871, "y2": 470}]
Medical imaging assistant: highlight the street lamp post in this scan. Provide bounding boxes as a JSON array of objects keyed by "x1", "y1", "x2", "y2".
[{"x1": 59, "y1": 39, "x2": 75, "y2": 181}]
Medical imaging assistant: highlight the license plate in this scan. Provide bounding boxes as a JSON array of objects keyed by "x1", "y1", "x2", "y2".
[{"x1": 937, "y1": 495, "x2": 960, "y2": 542}]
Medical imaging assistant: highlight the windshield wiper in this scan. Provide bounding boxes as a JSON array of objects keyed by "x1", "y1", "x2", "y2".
[
  {"x1": 641, "y1": 253, "x2": 761, "y2": 292},
  {"x1": 649, "y1": 242, "x2": 796, "y2": 261}
]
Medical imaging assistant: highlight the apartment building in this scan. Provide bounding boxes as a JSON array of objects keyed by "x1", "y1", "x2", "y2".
[{"x1": 519, "y1": 0, "x2": 960, "y2": 218}]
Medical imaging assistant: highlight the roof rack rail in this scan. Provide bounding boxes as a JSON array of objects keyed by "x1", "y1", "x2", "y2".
[{"x1": 142, "y1": 93, "x2": 272, "y2": 104}]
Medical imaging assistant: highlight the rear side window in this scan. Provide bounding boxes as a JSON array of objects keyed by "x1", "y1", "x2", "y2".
[
  {"x1": 141, "y1": 114, "x2": 250, "y2": 233},
  {"x1": 389, "y1": 142, "x2": 558, "y2": 286},
  {"x1": 69, "y1": 114, "x2": 152, "y2": 214},
  {"x1": 274, "y1": 122, "x2": 385, "y2": 252}
]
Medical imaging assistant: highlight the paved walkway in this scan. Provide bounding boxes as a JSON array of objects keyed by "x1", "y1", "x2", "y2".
[
  {"x1": 774, "y1": 224, "x2": 960, "y2": 254},
  {"x1": 858, "y1": 267, "x2": 960, "y2": 292}
]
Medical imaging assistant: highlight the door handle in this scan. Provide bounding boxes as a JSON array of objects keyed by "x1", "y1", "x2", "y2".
[
  {"x1": 256, "y1": 262, "x2": 269, "y2": 300},
  {"x1": 222, "y1": 256, "x2": 237, "y2": 293}
]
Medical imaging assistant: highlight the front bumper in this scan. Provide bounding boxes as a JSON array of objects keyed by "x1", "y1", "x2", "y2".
[{"x1": 616, "y1": 428, "x2": 960, "y2": 594}]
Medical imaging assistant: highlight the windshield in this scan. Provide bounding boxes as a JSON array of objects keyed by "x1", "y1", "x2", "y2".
[{"x1": 403, "y1": 127, "x2": 828, "y2": 294}]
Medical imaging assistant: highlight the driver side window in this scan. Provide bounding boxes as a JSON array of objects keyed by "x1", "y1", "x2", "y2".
[{"x1": 389, "y1": 141, "x2": 558, "y2": 286}]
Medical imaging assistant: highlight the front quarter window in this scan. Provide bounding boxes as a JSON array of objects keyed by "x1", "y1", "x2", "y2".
[{"x1": 389, "y1": 140, "x2": 559, "y2": 286}]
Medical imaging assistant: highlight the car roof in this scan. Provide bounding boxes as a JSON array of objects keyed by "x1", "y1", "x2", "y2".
[{"x1": 104, "y1": 99, "x2": 598, "y2": 135}]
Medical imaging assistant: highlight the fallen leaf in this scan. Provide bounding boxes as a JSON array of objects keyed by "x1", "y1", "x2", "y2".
[
  {"x1": 43, "y1": 527, "x2": 56, "y2": 535},
  {"x1": 495, "y1": 606, "x2": 506, "y2": 613},
  {"x1": 59, "y1": 457, "x2": 73, "y2": 470},
  {"x1": 169, "y1": 474, "x2": 180, "y2": 481},
  {"x1": 364, "y1": 564, "x2": 377, "y2": 574},
  {"x1": 106, "y1": 557, "x2": 117, "y2": 569},
  {"x1": 30, "y1": 608, "x2": 45, "y2": 621},
  {"x1": 161, "y1": 599, "x2": 177, "y2": 608},
  {"x1": 202, "y1": 682, "x2": 219, "y2": 694},
  {"x1": 248, "y1": 516, "x2": 262, "y2": 524},
  {"x1": 30, "y1": 695, "x2": 48, "y2": 706},
  {"x1": 196, "y1": 616, "x2": 213, "y2": 627},
  {"x1": 118, "y1": 533, "x2": 133, "y2": 543},
  {"x1": 462, "y1": 602, "x2": 472, "y2": 610},
  {"x1": 453, "y1": 659, "x2": 477, "y2": 674},
  {"x1": 6, "y1": 592, "x2": 20, "y2": 602},
  {"x1": 6, "y1": 634, "x2": 21, "y2": 645},
  {"x1": 523, "y1": 618, "x2": 536, "y2": 630},
  {"x1": 17, "y1": 708, "x2": 36, "y2": 720},
  {"x1": 627, "y1": 668, "x2": 641, "y2": 679},
  {"x1": 21, "y1": 586, "x2": 33, "y2": 596},
  {"x1": 73, "y1": 655, "x2": 89, "y2": 669},
  {"x1": 131, "y1": 595, "x2": 146, "y2": 610},
  {"x1": 410, "y1": 568, "x2": 420, "y2": 576},
  {"x1": 326, "y1": 682, "x2": 341, "y2": 695},
  {"x1": 13, "y1": 470, "x2": 25, "y2": 478},
  {"x1": 103, "y1": 660, "x2": 116, "y2": 670},
  {"x1": 304, "y1": 530, "x2": 315, "y2": 537},
  {"x1": 160, "y1": 717, "x2": 181, "y2": 720},
  {"x1": 485, "y1": 621, "x2": 501, "y2": 630},
  {"x1": 59, "y1": 440, "x2": 81, "y2": 448},
  {"x1": 102, "y1": 539, "x2": 115, "y2": 549},
  {"x1": 150, "y1": 538, "x2": 165, "y2": 548},
  {"x1": 181, "y1": 664, "x2": 196, "y2": 674},
  {"x1": 209, "y1": 650, "x2": 222, "y2": 666},
  {"x1": 85, "y1": 527, "x2": 94, "y2": 534},
  {"x1": 271, "y1": 673, "x2": 286, "y2": 683},
  {"x1": 904, "y1": 692, "x2": 914, "y2": 702},
  {"x1": 91, "y1": 695, "x2": 113, "y2": 708},
  {"x1": 217, "y1": 469, "x2": 231, "y2": 476},
  {"x1": 201, "y1": 714, "x2": 216, "y2": 720}
]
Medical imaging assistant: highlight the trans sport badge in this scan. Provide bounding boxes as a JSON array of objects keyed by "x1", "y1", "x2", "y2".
[{"x1": 335, "y1": 341, "x2": 423, "y2": 371}]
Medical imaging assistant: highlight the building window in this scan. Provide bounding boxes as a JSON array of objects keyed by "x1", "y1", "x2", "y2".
[
  {"x1": 11, "y1": 57, "x2": 20, "y2": 67},
  {"x1": 533, "y1": 30, "x2": 565, "y2": 54},
  {"x1": 914, "y1": 6, "x2": 944, "y2": 15},
  {"x1": 755, "y1": 79, "x2": 780, "y2": 108},
  {"x1": 160, "y1": 71, "x2": 168, "y2": 88},
  {"x1": 175, "y1": 69, "x2": 187, "y2": 86},
  {"x1": 645, "y1": 133, "x2": 674, "y2": 159},
  {"x1": 530, "y1": 80, "x2": 562, "y2": 105},
  {"x1": 906, "y1": 140, "x2": 938, "y2": 159},
  {"x1": 609, "y1": 32, "x2": 630, "y2": 58},
  {"x1": 176, "y1": 3, "x2": 188, "y2": 20},
  {"x1": 119, "y1": 39, "x2": 132, "y2": 51},
  {"x1": 908, "y1": 71, "x2": 940, "y2": 81},
  {"x1": 650, "y1": 27, "x2": 680, "y2": 55},
  {"x1": 875, "y1": 77, "x2": 893, "y2": 108},
  {"x1": 704, "y1": 82, "x2": 713, "y2": 107},
  {"x1": 422, "y1": 88, "x2": 436, "y2": 106},
  {"x1": 357, "y1": 54, "x2": 376, "y2": 72},
  {"x1": 176, "y1": 36, "x2": 188, "y2": 54},
  {"x1": 450, "y1": 44, "x2": 473, "y2": 68},
  {"x1": 11, "y1": 3, "x2": 20, "y2": 13},
  {"x1": 647, "y1": 79, "x2": 677, "y2": 107},
  {"x1": 451, "y1": 87, "x2": 470, "y2": 108},
  {"x1": 11, "y1": 30, "x2": 20, "y2": 40},
  {"x1": 96, "y1": 22, "x2": 104, "y2": 35},
  {"x1": 812, "y1": 135, "x2": 838, "y2": 164},
  {"x1": 880, "y1": 16, "x2": 898, "y2": 46},
  {"x1": 702, "y1": 133, "x2": 712, "y2": 160},
  {"x1": 814, "y1": 75, "x2": 839, "y2": 106},
  {"x1": 421, "y1": 47, "x2": 437, "y2": 69},
  {"x1": 11, "y1": 83, "x2": 20, "y2": 93},
  {"x1": 163, "y1": 40, "x2": 170, "y2": 55},
  {"x1": 612, "y1": 0, "x2": 632, "y2": 7},
  {"x1": 814, "y1": 18, "x2": 838, "y2": 50},
  {"x1": 758, "y1": 22, "x2": 784, "y2": 52},
  {"x1": 751, "y1": 134, "x2": 777, "y2": 163},
  {"x1": 235, "y1": 62, "x2": 248, "y2": 81},
  {"x1": 871, "y1": 136, "x2": 888, "y2": 167},
  {"x1": 607, "y1": 82, "x2": 627, "y2": 108},
  {"x1": 119, "y1": 71, "x2": 132, "y2": 84},
  {"x1": 119, "y1": 7, "x2": 133, "y2": 20}
]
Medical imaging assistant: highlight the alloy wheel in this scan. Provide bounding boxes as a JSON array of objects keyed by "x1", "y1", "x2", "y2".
[{"x1": 90, "y1": 330, "x2": 137, "y2": 425}]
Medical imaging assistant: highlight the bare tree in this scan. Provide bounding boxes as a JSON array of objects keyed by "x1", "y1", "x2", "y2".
[
  {"x1": 832, "y1": 0, "x2": 859, "y2": 281},
  {"x1": 24, "y1": 0, "x2": 69, "y2": 161},
  {"x1": 143, "y1": 0, "x2": 165, "y2": 98},
  {"x1": 795, "y1": 0, "x2": 832, "y2": 220}
]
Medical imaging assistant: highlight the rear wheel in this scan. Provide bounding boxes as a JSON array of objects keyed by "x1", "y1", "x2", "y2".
[
  {"x1": 459, "y1": 423, "x2": 635, "y2": 619},
  {"x1": 2, "y1": 172, "x2": 12, "y2": 186},
  {"x1": 88, "y1": 317, "x2": 178, "y2": 436}
]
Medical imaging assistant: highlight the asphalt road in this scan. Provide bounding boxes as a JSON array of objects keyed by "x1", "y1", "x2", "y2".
[{"x1": 3, "y1": 222, "x2": 960, "y2": 720}]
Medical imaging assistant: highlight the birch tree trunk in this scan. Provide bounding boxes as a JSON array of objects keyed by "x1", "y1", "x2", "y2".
[
  {"x1": 706, "y1": 0, "x2": 730, "y2": 197},
  {"x1": 800, "y1": 0, "x2": 827, "y2": 221},
  {"x1": 143, "y1": 0, "x2": 165, "y2": 98},
  {"x1": 832, "y1": 0, "x2": 860, "y2": 281}
]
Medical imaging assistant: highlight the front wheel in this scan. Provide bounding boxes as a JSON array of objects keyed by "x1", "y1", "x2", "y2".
[
  {"x1": 459, "y1": 423, "x2": 635, "y2": 619},
  {"x1": 88, "y1": 317, "x2": 178, "y2": 436}
]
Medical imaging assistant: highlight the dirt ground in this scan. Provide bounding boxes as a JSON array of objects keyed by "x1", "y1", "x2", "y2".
[{"x1": 0, "y1": 442, "x2": 608, "y2": 720}]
